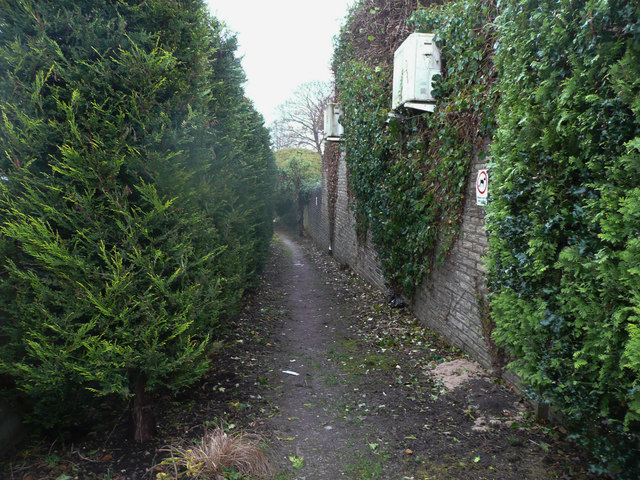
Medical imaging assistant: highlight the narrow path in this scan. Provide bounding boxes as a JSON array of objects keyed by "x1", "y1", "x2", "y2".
[
  {"x1": 245, "y1": 230, "x2": 593, "y2": 480},
  {"x1": 263, "y1": 231, "x2": 362, "y2": 477}
]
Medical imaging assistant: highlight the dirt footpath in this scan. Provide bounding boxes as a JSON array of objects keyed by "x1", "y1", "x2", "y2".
[{"x1": 248, "y1": 231, "x2": 594, "y2": 480}]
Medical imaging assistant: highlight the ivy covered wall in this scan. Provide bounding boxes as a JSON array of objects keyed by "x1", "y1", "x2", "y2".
[{"x1": 333, "y1": 0, "x2": 497, "y2": 295}]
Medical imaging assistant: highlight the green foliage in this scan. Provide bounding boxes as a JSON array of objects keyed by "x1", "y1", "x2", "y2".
[
  {"x1": 274, "y1": 148, "x2": 321, "y2": 229},
  {"x1": 333, "y1": 0, "x2": 497, "y2": 294},
  {"x1": 0, "y1": 0, "x2": 275, "y2": 429},
  {"x1": 275, "y1": 148, "x2": 321, "y2": 179},
  {"x1": 486, "y1": 0, "x2": 640, "y2": 475},
  {"x1": 337, "y1": 0, "x2": 640, "y2": 472}
]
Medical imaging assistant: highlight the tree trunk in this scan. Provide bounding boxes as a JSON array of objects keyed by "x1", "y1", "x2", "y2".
[{"x1": 132, "y1": 376, "x2": 155, "y2": 442}]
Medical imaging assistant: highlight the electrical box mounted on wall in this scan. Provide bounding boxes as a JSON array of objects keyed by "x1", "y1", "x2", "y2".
[
  {"x1": 324, "y1": 103, "x2": 344, "y2": 142},
  {"x1": 392, "y1": 32, "x2": 441, "y2": 113}
]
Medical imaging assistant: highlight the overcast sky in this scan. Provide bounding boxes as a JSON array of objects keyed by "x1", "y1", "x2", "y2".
[{"x1": 205, "y1": 0, "x2": 354, "y2": 125}]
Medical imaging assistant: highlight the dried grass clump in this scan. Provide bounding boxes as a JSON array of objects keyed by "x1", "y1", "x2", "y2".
[{"x1": 159, "y1": 427, "x2": 273, "y2": 479}]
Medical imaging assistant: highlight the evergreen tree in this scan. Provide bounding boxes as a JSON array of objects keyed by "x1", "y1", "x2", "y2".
[{"x1": 0, "y1": 0, "x2": 275, "y2": 440}]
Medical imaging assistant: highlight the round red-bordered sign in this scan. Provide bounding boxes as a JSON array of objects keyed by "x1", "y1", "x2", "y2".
[{"x1": 476, "y1": 170, "x2": 488, "y2": 195}]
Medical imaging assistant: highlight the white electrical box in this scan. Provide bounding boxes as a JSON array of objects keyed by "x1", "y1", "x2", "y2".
[
  {"x1": 324, "y1": 103, "x2": 344, "y2": 142},
  {"x1": 392, "y1": 32, "x2": 441, "y2": 112}
]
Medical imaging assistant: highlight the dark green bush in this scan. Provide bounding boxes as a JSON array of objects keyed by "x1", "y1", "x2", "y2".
[
  {"x1": 0, "y1": 0, "x2": 275, "y2": 435},
  {"x1": 486, "y1": 0, "x2": 640, "y2": 475}
]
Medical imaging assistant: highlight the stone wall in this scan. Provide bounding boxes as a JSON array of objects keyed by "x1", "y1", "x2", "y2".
[
  {"x1": 330, "y1": 157, "x2": 387, "y2": 292},
  {"x1": 303, "y1": 171, "x2": 330, "y2": 253},
  {"x1": 304, "y1": 152, "x2": 495, "y2": 369},
  {"x1": 411, "y1": 153, "x2": 493, "y2": 367}
]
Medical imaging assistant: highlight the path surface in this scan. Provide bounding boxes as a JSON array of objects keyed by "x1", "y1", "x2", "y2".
[
  {"x1": 262, "y1": 232, "x2": 360, "y2": 477},
  {"x1": 245, "y1": 230, "x2": 593, "y2": 480}
]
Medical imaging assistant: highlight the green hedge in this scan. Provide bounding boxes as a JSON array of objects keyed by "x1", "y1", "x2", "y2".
[
  {"x1": 336, "y1": 0, "x2": 640, "y2": 474},
  {"x1": 487, "y1": 0, "x2": 640, "y2": 475},
  {"x1": 0, "y1": 0, "x2": 275, "y2": 431}
]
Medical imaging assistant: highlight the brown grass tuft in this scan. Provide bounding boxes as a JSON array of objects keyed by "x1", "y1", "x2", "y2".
[{"x1": 159, "y1": 427, "x2": 273, "y2": 479}]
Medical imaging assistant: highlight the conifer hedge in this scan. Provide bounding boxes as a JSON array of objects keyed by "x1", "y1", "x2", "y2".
[
  {"x1": 0, "y1": 0, "x2": 275, "y2": 438},
  {"x1": 487, "y1": 0, "x2": 640, "y2": 474}
]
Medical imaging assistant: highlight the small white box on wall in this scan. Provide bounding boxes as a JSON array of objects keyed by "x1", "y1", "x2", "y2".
[
  {"x1": 392, "y1": 33, "x2": 441, "y2": 113},
  {"x1": 324, "y1": 103, "x2": 344, "y2": 142}
]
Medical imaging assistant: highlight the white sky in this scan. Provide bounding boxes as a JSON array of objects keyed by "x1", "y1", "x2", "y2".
[{"x1": 205, "y1": 0, "x2": 354, "y2": 125}]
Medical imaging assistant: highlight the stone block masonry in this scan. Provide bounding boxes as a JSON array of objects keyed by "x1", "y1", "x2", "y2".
[
  {"x1": 411, "y1": 152, "x2": 493, "y2": 368},
  {"x1": 304, "y1": 152, "x2": 495, "y2": 369},
  {"x1": 303, "y1": 168, "x2": 331, "y2": 253},
  {"x1": 331, "y1": 157, "x2": 387, "y2": 292}
]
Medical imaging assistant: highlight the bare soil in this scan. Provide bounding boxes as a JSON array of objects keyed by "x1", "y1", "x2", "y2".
[{"x1": 1, "y1": 230, "x2": 596, "y2": 479}]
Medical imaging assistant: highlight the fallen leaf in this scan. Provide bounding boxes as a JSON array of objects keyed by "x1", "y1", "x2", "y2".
[{"x1": 101, "y1": 454, "x2": 113, "y2": 462}]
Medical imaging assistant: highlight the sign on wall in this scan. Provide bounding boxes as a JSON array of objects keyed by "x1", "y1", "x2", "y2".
[{"x1": 476, "y1": 170, "x2": 488, "y2": 206}]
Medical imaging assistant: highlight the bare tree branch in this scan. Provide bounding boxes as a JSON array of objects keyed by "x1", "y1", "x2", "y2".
[{"x1": 270, "y1": 80, "x2": 332, "y2": 159}]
